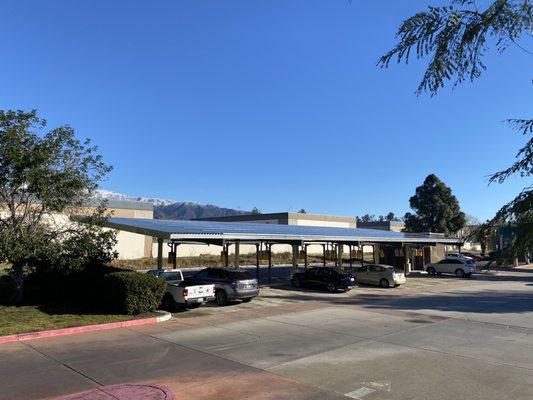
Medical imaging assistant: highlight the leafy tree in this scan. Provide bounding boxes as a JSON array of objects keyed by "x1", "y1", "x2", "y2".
[
  {"x1": 0, "y1": 109, "x2": 115, "y2": 302},
  {"x1": 385, "y1": 212, "x2": 398, "y2": 222},
  {"x1": 358, "y1": 212, "x2": 399, "y2": 223},
  {"x1": 251, "y1": 207, "x2": 261, "y2": 215},
  {"x1": 404, "y1": 174, "x2": 466, "y2": 235},
  {"x1": 379, "y1": 0, "x2": 531, "y2": 256},
  {"x1": 357, "y1": 214, "x2": 376, "y2": 223},
  {"x1": 298, "y1": 208, "x2": 307, "y2": 214}
]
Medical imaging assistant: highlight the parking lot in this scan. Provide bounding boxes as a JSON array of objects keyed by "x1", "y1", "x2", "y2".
[{"x1": 1, "y1": 267, "x2": 532, "y2": 400}]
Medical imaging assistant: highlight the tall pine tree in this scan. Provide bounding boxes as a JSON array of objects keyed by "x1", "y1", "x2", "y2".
[{"x1": 404, "y1": 174, "x2": 466, "y2": 235}]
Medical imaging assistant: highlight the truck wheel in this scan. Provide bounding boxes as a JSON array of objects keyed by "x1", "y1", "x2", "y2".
[
  {"x1": 379, "y1": 279, "x2": 390, "y2": 288},
  {"x1": 162, "y1": 293, "x2": 176, "y2": 312},
  {"x1": 215, "y1": 289, "x2": 229, "y2": 306},
  {"x1": 455, "y1": 269, "x2": 465, "y2": 278}
]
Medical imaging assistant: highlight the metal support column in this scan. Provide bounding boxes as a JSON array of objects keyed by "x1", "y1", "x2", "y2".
[
  {"x1": 404, "y1": 244, "x2": 410, "y2": 274},
  {"x1": 292, "y1": 244, "x2": 299, "y2": 271},
  {"x1": 255, "y1": 243, "x2": 260, "y2": 281},
  {"x1": 173, "y1": 243, "x2": 178, "y2": 269},
  {"x1": 304, "y1": 244, "x2": 308, "y2": 271},
  {"x1": 157, "y1": 237, "x2": 163, "y2": 270},
  {"x1": 322, "y1": 244, "x2": 326, "y2": 267},
  {"x1": 234, "y1": 241, "x2": 240, "y2": 268},
  {"x1": 268, "y1": 243, "x2": 272, "y2": 284},
  {"x1": 349, "y1": 245, "x2": 353, "y2": 268},
  {"x1": 373, "y1": 244, "x2": 380, "y2": 264},
  {"x1": 224, "y1": 244, "x2": 229, "y2": 267}
]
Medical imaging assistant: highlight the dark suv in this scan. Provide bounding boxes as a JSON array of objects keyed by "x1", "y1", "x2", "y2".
[
  {"x1": 291, "y1": 267, "x2": 355, "y2": 293},
  {"x1": 190, "y1": 267, "x2": 259, "y2": 306}
]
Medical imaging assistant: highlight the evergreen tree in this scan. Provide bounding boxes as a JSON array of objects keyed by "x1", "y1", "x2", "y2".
[
  {"x1": 404, "y1": 174, "x2": 466, "y2": 235},
  {"x1": 380, "y1": 0, "x2": 531, "y2": 256}
]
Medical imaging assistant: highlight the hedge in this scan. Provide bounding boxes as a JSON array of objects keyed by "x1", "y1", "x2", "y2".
[{"x1": 103, "y1": 271, "x2": 166, "y2": 315}]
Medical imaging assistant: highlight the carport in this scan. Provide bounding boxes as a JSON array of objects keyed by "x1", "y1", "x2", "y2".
[{"x1": 103, "y1": 218, "x2": 463, "y2": 283}]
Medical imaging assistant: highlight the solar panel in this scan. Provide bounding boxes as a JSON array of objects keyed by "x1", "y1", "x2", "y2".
[{"x1": 104, "y1": 217, "x2": 462, "y2": 245}]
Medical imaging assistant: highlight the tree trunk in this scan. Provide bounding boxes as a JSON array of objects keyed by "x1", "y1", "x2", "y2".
[{"x1": 11, "y1": 263, "x2": 24, "y2": 303}]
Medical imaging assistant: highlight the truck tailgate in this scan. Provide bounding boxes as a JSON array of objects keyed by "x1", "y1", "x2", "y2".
[{"x1": 184, "y1": 284, "x2": 215, "y2": 300}]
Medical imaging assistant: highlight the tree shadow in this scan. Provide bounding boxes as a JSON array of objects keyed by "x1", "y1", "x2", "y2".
[{"x1": 259, "y1": 288, "x2": 533, "y2": 315}]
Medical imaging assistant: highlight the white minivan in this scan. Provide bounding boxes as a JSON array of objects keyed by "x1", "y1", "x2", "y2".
[{"x1": 425, "y1": 258, "x2": 476, "y2": 278}]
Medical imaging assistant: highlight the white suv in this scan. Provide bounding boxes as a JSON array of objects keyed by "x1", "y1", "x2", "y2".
[
  {"x1": 425, "y1": 258, "x2": 476, "y2": 278},
  {"x1": 446, "y1": 253, "x2": 474, "y2": 261}
]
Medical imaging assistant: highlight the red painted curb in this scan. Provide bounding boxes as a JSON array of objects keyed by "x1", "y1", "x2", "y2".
[{"x1": 0, "y1": 312, "x2": 171, "y2": 345}]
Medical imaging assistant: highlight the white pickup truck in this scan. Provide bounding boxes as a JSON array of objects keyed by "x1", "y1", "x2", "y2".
[{"x1": 146, "y1": 269, "x2": 215, "y2": 310}]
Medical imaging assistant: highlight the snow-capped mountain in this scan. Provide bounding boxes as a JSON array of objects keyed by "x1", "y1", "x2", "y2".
[
  {"x1": 94, "y1": 189, "x2": 176, "y2": 207},
  {"x1": 95, "y1": 189, "x2": 250, "y2": 219}
]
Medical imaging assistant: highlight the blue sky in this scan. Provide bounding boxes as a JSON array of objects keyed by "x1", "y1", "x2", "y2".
[{"x1": 1, "y1": 1, "x2": 531, "y2": 220}]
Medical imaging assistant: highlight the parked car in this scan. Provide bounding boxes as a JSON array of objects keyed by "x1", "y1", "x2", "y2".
[
  {"x1": 291, "y1": 267, "x2": 356, "y2": 293},
  {"x1": 446, "y1": 252, "x2": 474, "y2": 261},
  {"x1": 424, "y1": 258, "x2": 476, "y2": 278},
  {"x1": 462, "y1": 252, "x2": 487, "y2": 262},
  {"x1": 190, "y1": 267, "x2": 259, "y2": 306},
  {"x1": 354, "y1": 264, "x2": 406, "y2": 288},
  {"x1": 147, "y1": 269, "x2": 215, "y2": 310}
]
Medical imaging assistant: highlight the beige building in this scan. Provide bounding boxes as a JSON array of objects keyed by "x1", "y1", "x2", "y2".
[
  {"x1": 195, "y1": 212, "x2": 357, "y2": 228},
  {"x1": 356, "y1": 220, "x2": 405, "y2": 232},
  {"x1": 99, "y1": 200, "x2": 154, "y2": 259}
]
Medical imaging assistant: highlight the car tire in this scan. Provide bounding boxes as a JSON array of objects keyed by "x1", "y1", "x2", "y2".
[
  {"x1": 291, "y1": 277, "x2": 302, "y2": 288},
  {"x1": 379, "y1": 278, "x2": 390, "y2": 288},
  {"x1": 455, "y1": 269, "x2": 466, "y2": 278},
  {"x1": 161, "y1": 293, "x2": 176, "y2": 312},
  {"x1": 241, "y1": 298, "x2": 253, "y2": 303},
  {"x1": 215, "y1": 289, "x2": 229, "y2": 306},
  {"x1": 426, "y1": 267, "x2": 436, "y2": 275},
  {"x1": 326, "y1": 281, "x2": 337, "y2": 293}
]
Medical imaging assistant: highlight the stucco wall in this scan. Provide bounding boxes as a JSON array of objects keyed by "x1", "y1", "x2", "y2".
[
  {"x1": 293, "y1": 219, "x2": 352, "y2": 228},
  {"x1": 106, "y1": 206, "x2": 153, "y2": 259}
]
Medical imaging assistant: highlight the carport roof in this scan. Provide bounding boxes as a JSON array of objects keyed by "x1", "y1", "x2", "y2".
[{"x1": 103, "y1": 217, "x2": 463, "y2": 245}]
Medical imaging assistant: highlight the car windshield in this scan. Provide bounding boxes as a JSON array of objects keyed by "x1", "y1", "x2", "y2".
[{"x1": 163, "y1": 272, "x2": 181, "y2": 281}]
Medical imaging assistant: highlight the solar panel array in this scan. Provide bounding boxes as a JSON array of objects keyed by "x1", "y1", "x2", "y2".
[{"x1": 106, "y1": 217, "x2": 462, "y2": 244}]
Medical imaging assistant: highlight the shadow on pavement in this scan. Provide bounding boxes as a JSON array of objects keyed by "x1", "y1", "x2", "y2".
[{"x1": 260, "y1": 289, "x2": 533, "y2": 315}]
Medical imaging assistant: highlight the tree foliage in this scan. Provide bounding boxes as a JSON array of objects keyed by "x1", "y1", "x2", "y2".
[
  {"x1": 404, "y1": 174, "x2": 466, "y2": 235},
  {"x1": 380, "y1": 0, "x2": 532, "y2": 257},
  {"x1": 0, "y1": 109, "x2": 116, "y2": 301},
  {"x1": 357, "y1": 212, "x2": 400, "y2": 223},
  {"x1": 378, "y1": 0, "x2": 532, "y2": 96}
]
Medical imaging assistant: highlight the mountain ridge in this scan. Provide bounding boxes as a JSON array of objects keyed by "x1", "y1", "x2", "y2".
[{"x1": 95, "y1": 189, "x2": 250, "y2": 220}]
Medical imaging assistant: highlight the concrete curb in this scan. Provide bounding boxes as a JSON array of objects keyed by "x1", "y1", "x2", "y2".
[{"x1": 0, "y1": 310, "x2": 172, "y2": 345}]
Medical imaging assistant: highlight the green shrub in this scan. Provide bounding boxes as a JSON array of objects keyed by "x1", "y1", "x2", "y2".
[{"x1": 103, "y1": 271, "x2": 165, "y2": 315}]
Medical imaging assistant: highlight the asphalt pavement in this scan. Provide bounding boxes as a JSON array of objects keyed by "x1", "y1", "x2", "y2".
[{"x1": 1, "y1": 267, "x2": 532, "y2": 400}]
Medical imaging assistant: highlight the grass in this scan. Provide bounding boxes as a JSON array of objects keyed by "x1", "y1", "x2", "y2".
[
  {"x1": 0, "y1": 304, "x2": 158, "y2": 336},
  {"x1": 110, "y1": 252, "x2": 376, "y2": 270}
]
